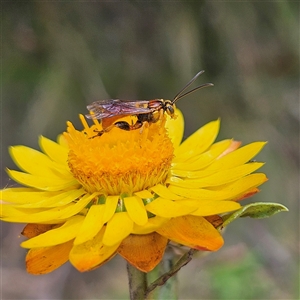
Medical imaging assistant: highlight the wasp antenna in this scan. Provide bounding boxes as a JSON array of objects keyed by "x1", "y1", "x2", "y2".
[
  {"x1": 174, "y1": 82, "x2": 214, "y2": 102},
  {"x1": 172, "y1": 70, "x2": 206, "y2": 103},
  {"x1": 172, "y1": 71, "x2": 214, "y2": 103}
]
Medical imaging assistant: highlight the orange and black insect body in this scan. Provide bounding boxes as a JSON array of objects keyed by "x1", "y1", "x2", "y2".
[{"x1": 86, "y1": 70, "x2": 213, "y2": 137}]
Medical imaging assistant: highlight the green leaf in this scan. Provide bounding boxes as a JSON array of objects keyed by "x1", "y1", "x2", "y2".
[{"x1": 219, "y1": 202, "x2": 288, "y2": 229}]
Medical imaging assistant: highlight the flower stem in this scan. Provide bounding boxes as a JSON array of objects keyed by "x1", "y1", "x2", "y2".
[
  {"x1": 127, "y1": 263, "x2": 147, "y2": 300},
  {"x1": 155, "y1": 256, "x2": 179, "y2": 299},
  {"x1": 127, "y1": 249, "x2": 196, "y2": 299}
]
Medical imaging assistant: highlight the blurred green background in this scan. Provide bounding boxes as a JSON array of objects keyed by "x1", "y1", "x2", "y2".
[{"x1": 1, "y1": 2, "x2": 299, "y2": 299}]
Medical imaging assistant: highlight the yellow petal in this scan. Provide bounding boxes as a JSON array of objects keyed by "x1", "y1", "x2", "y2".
[
  {"x1": 39, "y1": 135, "x2": 69, "y2": 165},
  {"x1": 132, "y1": 216, "x2": 169, "y2": 234},
  {"x1": 165, "y1": 109, "x2": 184, "y2": 148},
  {"x1": 156, "y1": 215, "x2": 224, "y2": 251},
  {"x1": 213, "y1": 173, "x2": 268, "y2": 195},
  {"x1": 6, "y1": 169, "x2": 78, "y2": 191},
  {"x1": 134, "y1": 190, "x2": 153, "y2": 199},
  {"x1": 70, "y1": 227, "x2": 119, "y2": 272},
  {"x1": 150, "y1": 184, "x2": 183, "y2": 200},
  {"x1": 26, "y1": 240, "x2": 73, "y2": 275},
  {"x1": 1, "y1": 205, "x2": 51, "y2": 222},
  {"x1": 171, "y1": 139, "x2": 232, "y2": 172},
  {"x1": 50, "y1": 192, "x2": 99, "y2": 220},
  {"x1": 57, "y1": 134, "x2": 68, "y2": 148},
  {"x1": 103, "y1": 212, "x2": 133, "y2": 246},
  {"x1": 174, "y1": 119, "x2": 220, "y2": 161},
  {"x1": 118, "y1": 233, "x2": 168, "y2": 272},
  {"x1": 146, "y1": 197, "x2": 197, "y2": 218},
  {"x1": 9, "y1": 145, "x2": 71, "y2": 178},
  {"x1": 205, "y1": 142, "x2": 267, "y2": 171},
  {"x1": 168, "y1": 162, "x2": 265, "y2": 188},
  {"x1": 168, "y1": 173, "x2": 267, "y2": 201},
  {"x1": 21, "y1": 215, "x2": 84, "y2": 248},
  {"x1": 1, "y1": 192, "x2": 97, "y2": 223},
  {"x1": 74, "y1": 204, "x2": 106, "y2": 245},
  {"x1": 15, "y1": 189, "x2": 86, "y2": 208},
  {"x1": 1, "y1": 187, "x2": 56, "y2": 204},
  {"x1": 189, "y1": 200, "x2": 241, "y2": 215},
  {"x1": 102, "y1": 196, "x2": 119, "y2": 223},
  {"x1": 9, "y1": 145, "x2": 54, "y2": 175},
  {"x1": 124, "y1": 196, "x2": 148, "y2": 226}
]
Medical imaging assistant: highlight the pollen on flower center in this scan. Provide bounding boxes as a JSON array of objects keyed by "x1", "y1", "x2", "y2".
[{"x1": 63, "y1": 115, "x2": 174, "y2": 195}]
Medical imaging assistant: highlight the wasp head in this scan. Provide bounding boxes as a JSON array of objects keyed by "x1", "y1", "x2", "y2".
[{"x1": 164, "y1": 100, "x2": 175, "y2": 118}]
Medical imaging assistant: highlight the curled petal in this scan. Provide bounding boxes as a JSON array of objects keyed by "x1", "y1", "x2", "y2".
[
  {"x1": 26, "y1": 240, "x2": 73, "y2": 275},
  {"x1": 70, "y1": 227, "x2": 119, "y2": 272},
  {"x1": 156, "y1": 215, "x2": 224, "y2": 251},
  {"x1": 205, "y1": 215, "x2": 223, "y2": 228},
  {"x1": 22, "y1": 224, "x2": 59, "y2": 238},
  {"x1": 118, "y1": 233, "x2": 168, "y2": 272}
]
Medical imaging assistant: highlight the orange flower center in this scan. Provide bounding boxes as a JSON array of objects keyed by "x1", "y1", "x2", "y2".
[{"x1": 63, "y1": 115, "x2": 174, "y2": 195}]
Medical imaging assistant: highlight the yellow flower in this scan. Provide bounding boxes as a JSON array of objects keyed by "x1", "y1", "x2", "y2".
[{"x1": 0, "y1": 110, "x2": 267, "y2": 274}]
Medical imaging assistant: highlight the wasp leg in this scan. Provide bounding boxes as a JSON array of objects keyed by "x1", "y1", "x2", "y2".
[
  {"x1": 147, "y1": 109, "x2": 163, "y2": 123},
  {"x1": 91, "y1": 129, "x2": 105, "y2": 138},
  {"x1": 91, "y1": 124, "x2": 116, "y2": 138},
  {"x1": 130, "y1": 120, "x2": 143, "y2": 130},
  {"x1": 91, "y1": 120, "x2": 144, "y2": 138}
]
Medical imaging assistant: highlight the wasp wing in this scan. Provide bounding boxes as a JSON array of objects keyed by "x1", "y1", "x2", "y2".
[{"x1": 86, "y1": 99, "x2": 153, "y2": 119}]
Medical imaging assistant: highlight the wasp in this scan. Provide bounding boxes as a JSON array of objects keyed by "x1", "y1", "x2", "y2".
[{"x1": 86, "y1": 70, "x2": 213, "y2": 137}]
